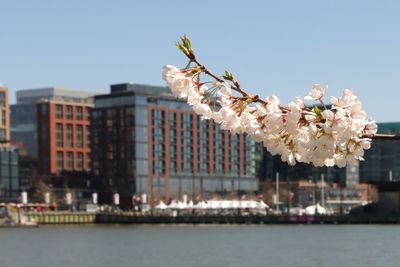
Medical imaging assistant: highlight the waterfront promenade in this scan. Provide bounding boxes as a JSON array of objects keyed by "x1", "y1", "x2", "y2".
[{"x1": 19, "y1": 211, "x2": 400, "y2": 225}]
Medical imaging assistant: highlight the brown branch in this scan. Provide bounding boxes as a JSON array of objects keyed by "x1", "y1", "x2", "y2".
[
  {"x1": 363, "y1": 133, "x2": 400, "y2": 140},
  {"x1": 191, "y1": 58, "x2": 251, "y2": 96}
]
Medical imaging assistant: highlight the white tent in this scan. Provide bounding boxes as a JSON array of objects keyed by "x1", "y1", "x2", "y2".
[
  {"x1": 178, "y1": 201, "x2": 187, "y2": 210},
  {"x1": 221, "y1": 200, "x2": 231, "y2": 209},
  {"x1": 187, "y1": 200, "x2": 194, "y2": 208},
  {"x1": 168, "y1": 201, "x2": 180, "y2": 209},
  {"x1": 231, "y1": 200, "x2": 240, "y2": 209},
  {"x1": 240, "y1": 201, "x2": 249, "y2": 209},
  {"x1": 155, "y1": 201, "x2": 168, "y2": 210},
  {"x1": 305, "y1": 203, "x2": 326, "y2": 215},
  {"x1": 247, "y1": 201, "x2": 258, "y2": 209},
  {"x1": 210, "y1": 200, "x2": 222, "y2": 209},
  {"x1": 193, "y1": 200, "x2": 209, "y2": 209},
  {"x1": 257, "y1": 201, "x2": 269, "y2": 209}
]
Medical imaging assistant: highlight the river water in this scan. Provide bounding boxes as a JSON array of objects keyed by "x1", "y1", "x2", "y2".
[{"x1": 0, "y1": 225, "x2": 399, "y2": 267}]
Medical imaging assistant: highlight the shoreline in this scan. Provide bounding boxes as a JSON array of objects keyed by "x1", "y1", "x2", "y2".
[{"x1": 16, "y1": 212, "x2": 400, "y2": 226}]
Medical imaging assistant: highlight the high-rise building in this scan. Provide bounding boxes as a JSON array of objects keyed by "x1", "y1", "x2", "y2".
[
  {"x1": 359, "y1": 122, "x2": 400, "y2": 182},
  {"x1": 11, "y1": 88, "x2": 95, "y2": 180},
  {"x1": 91, "y1": 83, "x2": 259, "y2": 205},
  {"x1": 0, "y1": 85, "x2": 19, "y2": 200}
]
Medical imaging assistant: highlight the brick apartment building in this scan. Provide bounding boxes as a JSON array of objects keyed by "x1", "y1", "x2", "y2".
[
  {"x1": 37, "y1": 100, "x2": 93, "y2": 175},
  {"x1": 11, "y1": 88, "x2": 95, "y2": 182}
]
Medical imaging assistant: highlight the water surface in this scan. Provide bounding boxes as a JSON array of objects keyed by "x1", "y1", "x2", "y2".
[{"x1": 0, "y1": 224, "x2": 399, "y2": 267}]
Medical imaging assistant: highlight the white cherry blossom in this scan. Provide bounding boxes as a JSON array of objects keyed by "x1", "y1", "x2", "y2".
[
  {"x1": 304, "y1": 84, "x2": 325, "y2": 101},
  {"x1": 162, "y1": 64, "x2": 377, "y2": 168}
]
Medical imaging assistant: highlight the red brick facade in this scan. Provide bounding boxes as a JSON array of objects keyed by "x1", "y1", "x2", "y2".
[{"x1": 37, "y1": 101, "x2": 93, "y2": 175}]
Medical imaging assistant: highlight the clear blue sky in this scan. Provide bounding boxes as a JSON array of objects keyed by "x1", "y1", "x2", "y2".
[{"x1": 1, "y1": 1, "x2": 399, "y2": 122}]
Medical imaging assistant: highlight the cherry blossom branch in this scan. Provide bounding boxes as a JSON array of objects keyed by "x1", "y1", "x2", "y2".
[
  {"x1": 164, "y1": 35, "x2": 396, "y2": 168},
  {"x1": 178, "y1": 35, "x2": 396, "y2": 141}
]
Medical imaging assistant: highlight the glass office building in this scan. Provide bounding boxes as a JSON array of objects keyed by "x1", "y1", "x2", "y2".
[
  {"x1": 359, "y1": 122, "x2": 400, "y2": 182},
  {"x1": 0, "y1": 146, "x2": 19, "y2": 200}
]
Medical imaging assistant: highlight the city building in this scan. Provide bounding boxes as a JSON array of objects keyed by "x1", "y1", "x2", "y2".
[
  {"x1": 0, "y1": 85, "x2": 19, "y2": 200},
  {"x1": 359, "y1": 122, "x2": 400, "y2": 183},
  {"x1": 11, "y1": 88, "x2": 95, "y2": 182},
  {"x1": 91, "y1": 83, "x2": 259, "y2": 206}
]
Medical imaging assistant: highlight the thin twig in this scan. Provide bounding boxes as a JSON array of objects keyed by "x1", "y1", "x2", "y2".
[{"x1": 363, "y1": 134, "x2": 400, "y2": 140}]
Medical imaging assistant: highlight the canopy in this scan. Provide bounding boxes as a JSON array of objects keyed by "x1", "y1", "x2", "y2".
[
  {"x1": 155, "y1": 201, "x2": 168, "y2": 210},
  {"x1": 167, "y1": 201, "x2": 180, "y2": 209},
  {"x1": 209, "y1": 200, "x2": 221, "y2": 209},
  {"x1": 193, "y1": 200, "x2": 209, "y2": 209},
  {"x1": 177, "y1": 201, "x2": 187, "y2": 210},
  {"x1": 257, "y1": 201, "x2": 269, "y2": 209},
  {"x1": 305, "y1": 203, "x2": 326, "y2": 215}
]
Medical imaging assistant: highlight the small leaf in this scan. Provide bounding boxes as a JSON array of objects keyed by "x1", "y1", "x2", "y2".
[
  {"x1": 181, "y1": 34, "x2": 192, "y2": 50},
  {"x1": 223, "y1": 71, "x2": 234, "y2": 81},
  {"x1": 175, "y1": 42, "x2": 189, "y2": 56},
  {"x1": 313, "y1": 105, "x2": 322, "y2": 117}
]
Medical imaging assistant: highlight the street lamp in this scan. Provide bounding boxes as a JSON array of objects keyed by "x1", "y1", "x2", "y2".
[
  {"x1": 113, "y1": 193, "x2": 120, "y2": 211},
  {"x1": 275, "y1": 172, "x2": 280, "y2": 214}
]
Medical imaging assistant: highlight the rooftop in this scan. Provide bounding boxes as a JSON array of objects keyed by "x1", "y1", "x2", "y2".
[
  {"x1": 377, "y1": 122, "x2": 400, "y2": 134},
  {"x1": 16, "y1": 87, "x2": 97, "y2": 104},
  {"x1": 94, "y1": 83, "x2": 176, "y2": 101}
]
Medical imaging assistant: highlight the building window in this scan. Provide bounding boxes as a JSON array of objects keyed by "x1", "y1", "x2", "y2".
[
  {"x1": 56, "y1": 124, "x2": 63, "y2": 147},
  {"x1": 85, "y1": 107, "x2": 91, "y2": 120},
  {"x1": 86, "y1": 126, "x2": 90, "y2": 147},
  {"x1": 41, "y1": 104, "x2": 48, "y2": 116},
  {"x1": 57, "y1": 152, "x2": 64, "y2": 172},
  {"x1": 66, "y1": 124, "x2": 73, "y2": 148},
  {"x1": 0, "y1": 92, "x2": 5, "y2": 107},
  {"x1": 66, "y1": 105, "x2": 73, "y2": 120},
  {"x1": 66, "y1": 152, "x2": 73, "y2": 171},
  {"x1": 0, "y1": 129, "x2": 6, "y2": 142},
  {"x1": 86, "y1": 154, "x2": 90, "y2": 171},
  {"x1": 1, "y1": 110, "x2": 5, "y2": 127},
  {"x1": 56, "y1": 105, "x2": 63, "y2": 119},
  {"x1": 76, "y1": 125, "x2": 83, "y2": 148},
  {"x1": 76, "y1": 153, "x2": 83, "y2": 171},
  {"x1": 76, "y1": 106, "x2": 83, "y2": 120}
]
